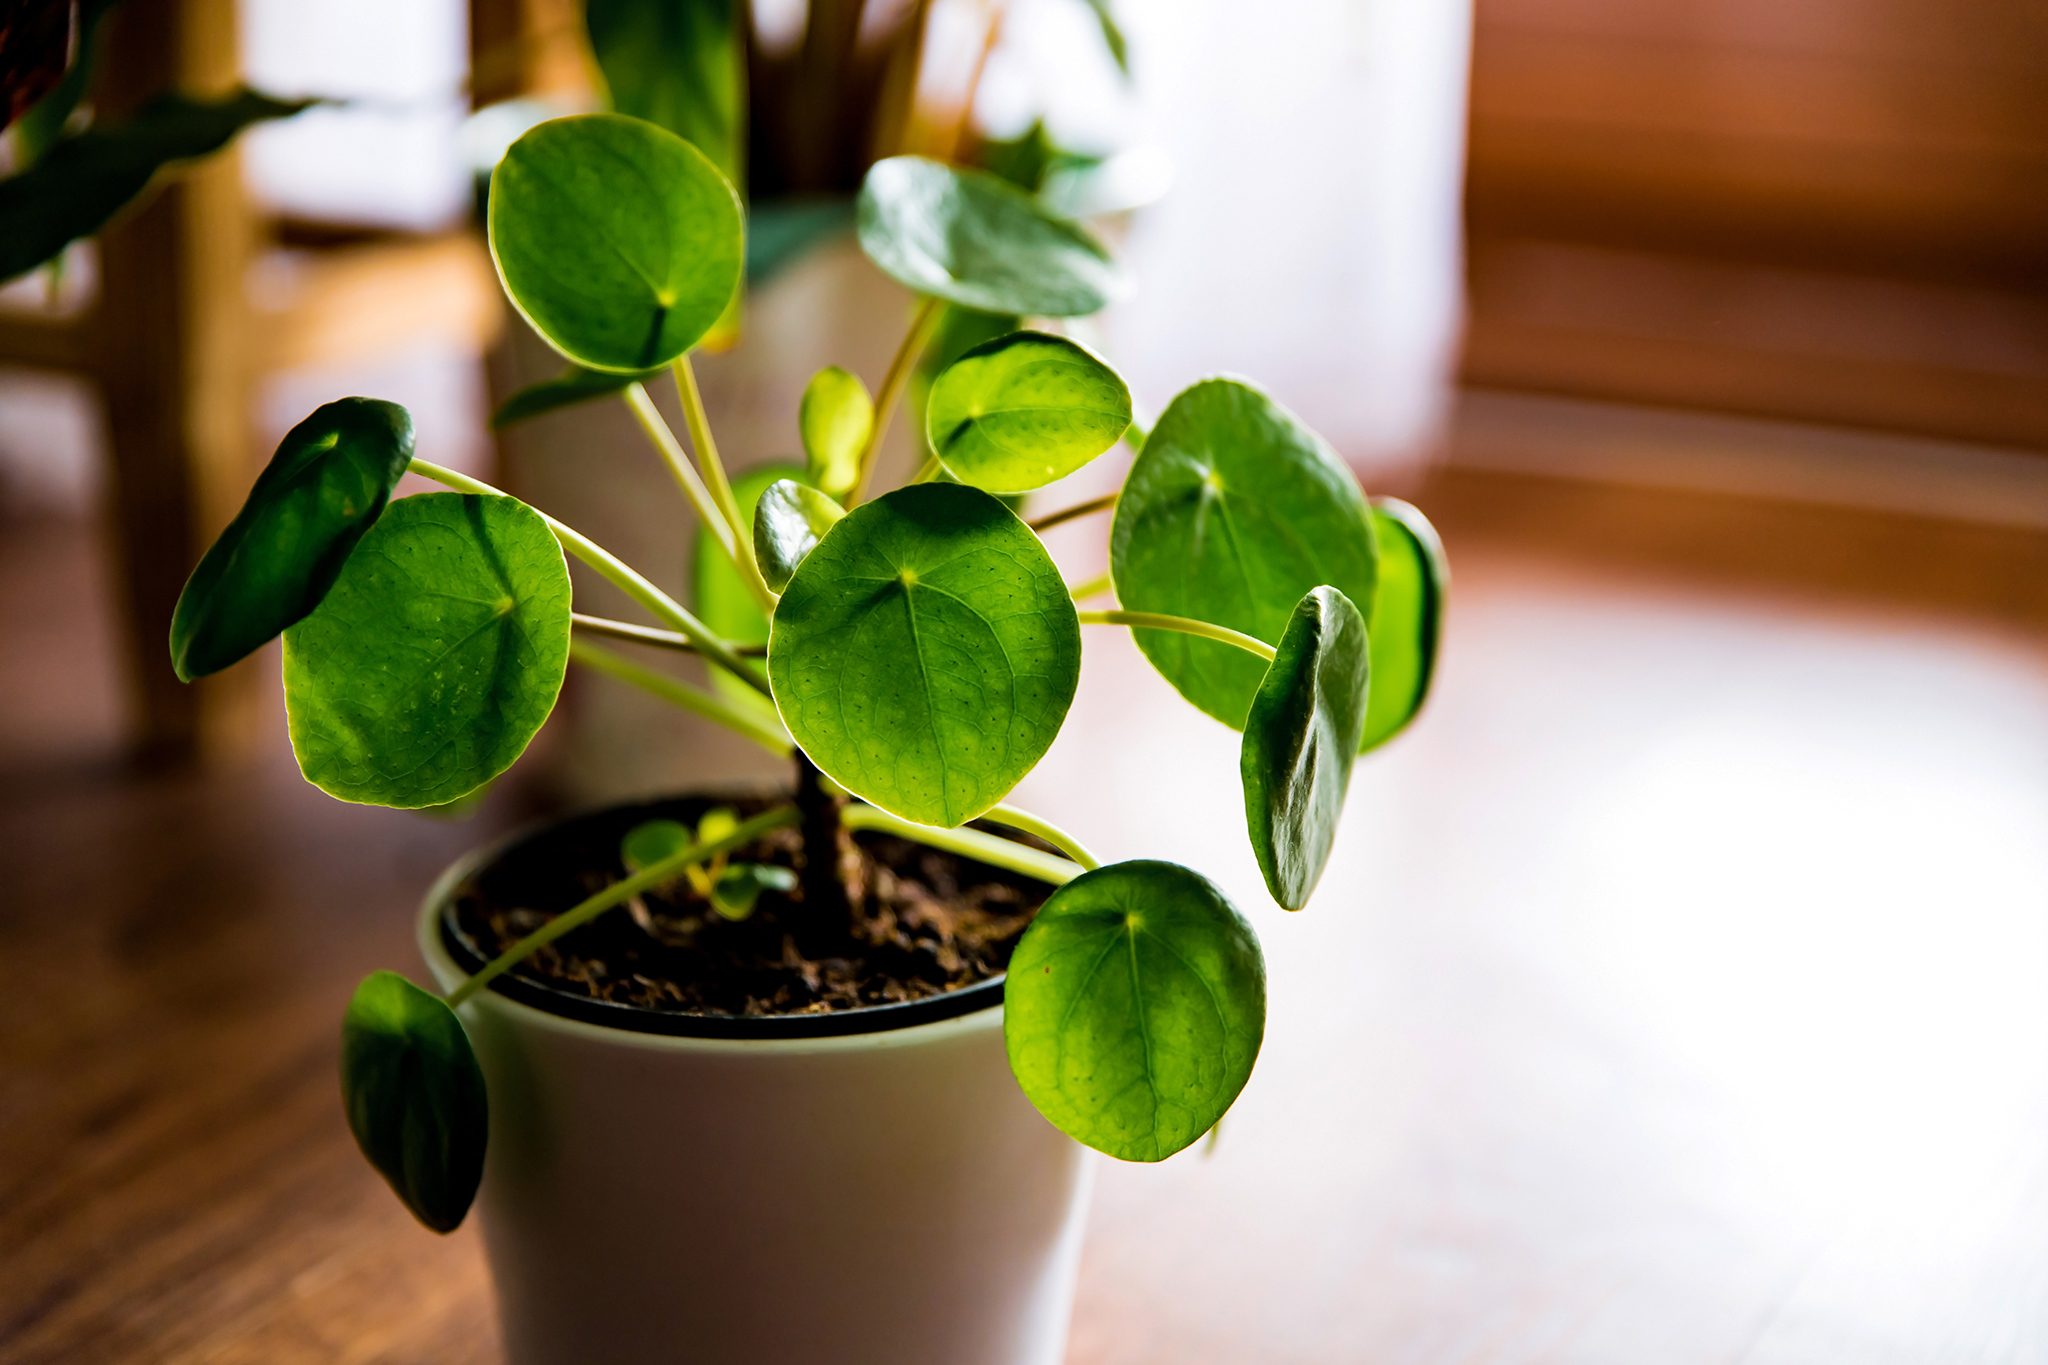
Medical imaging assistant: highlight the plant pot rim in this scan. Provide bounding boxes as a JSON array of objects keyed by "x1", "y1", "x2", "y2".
[{"x1": 419, "y1": 792, "x2": 1013, "y2": 1053}]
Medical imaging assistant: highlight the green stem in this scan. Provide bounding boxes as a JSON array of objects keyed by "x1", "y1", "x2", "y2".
[
  {"x1": 1028, "y1": 490, "x2": 1117, "y2": 533},
  {"x1": 673, "y1": 355, "x2": 777, "y2": 610},
  {"x1": 1066, "y1": 571, "x2": 1113, "y2": 602},
  {"x1": 980, "y1": 803, "x2": 1102, "y2": 870},
  {"x1": 622, "y1": 381, "x2": 734, "y2": 563},
  {"x1": 1076, "y1": 608, "x2": 1277, "y2": 662},
  {"x1": 841, "y1": 804, "x2": 1082, "y2": 886},
  {"x1": 571, "y1": 612, "x2": 765, "y2": 656},
  {"x1": 447, "y1": 806, "x2": 802, "y2": 1007},
  {"x1": 849, "y1": 297, "x2": 944, "y2": 505},
  {"x1": 909, "y1": 454, "x2": 942, "y2": 484},
  {"x1": 569, "y1": 637, "x2": 790, "y2": 754},
  {"x1": 408, "y1": 458, "x2": 769, "y2": 696}
]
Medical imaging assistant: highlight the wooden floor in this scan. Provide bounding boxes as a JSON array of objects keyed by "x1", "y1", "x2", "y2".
[{"x1": 4, "y1": 456, "x2": 2046, "y2": 1363}]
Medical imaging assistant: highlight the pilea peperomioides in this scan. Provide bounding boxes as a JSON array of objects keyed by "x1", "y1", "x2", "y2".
[{"x1": 170, "y1": 112, "x2": 1448, "y2": 1228}]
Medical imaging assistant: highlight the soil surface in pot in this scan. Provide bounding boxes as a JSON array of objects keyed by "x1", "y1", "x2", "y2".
[{"x1": 449, "y1": 794, "x2": 1052, "y2": 1017}]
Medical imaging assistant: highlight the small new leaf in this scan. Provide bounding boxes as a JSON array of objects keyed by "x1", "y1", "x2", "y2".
[
  {"x1": 711, "y1": 863, "x2": 796, "y2": 920},
  {"x1": 768, "y1": 483, "x2": 1080, "y2": 827},
  {"x1": 1360, "y1": 498, "x2": 1448, "y2": 752},
  {"x1": 1004, "y1": 860, "x2": 1266, "y2": 1161},
  {"x1": 340, "y1": 971, "x2": 488, "y2": 1233},
  {"x1": 799, "y1": 366, "x2": 873, "y2": 500},
  {"x1": 1241, "y1": 587, "x2": 1370, "y2": 910},
  {"x1": 489, "y1": 113, "x2": 743, "y2": 372},
  {"x1": 855, "y1": 156, "x2": 1125, "y2": 318},
  {"x1": 926, "y1": 331, "x2": 1131, "y2": 493},
  {"x1": 753, "y1": 479, "x2": 845, "y2": 591},
  {"x1": 170, "y1": 398, "x2": 414, "y2": 680},
  {"x1": 621, "y1": 818, "x2": 694, "y2": 875},
  {"x1": 695, "y1": 463, "x2": 803, "y2": 703},
  {"x1": 283, "y1": 493, "x2": 573, "y2": 808}
]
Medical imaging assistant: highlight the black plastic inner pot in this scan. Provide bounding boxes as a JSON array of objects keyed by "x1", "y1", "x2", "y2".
[{"x1": 436, "y1": 796, "x2": 1010, "y2": 1042}]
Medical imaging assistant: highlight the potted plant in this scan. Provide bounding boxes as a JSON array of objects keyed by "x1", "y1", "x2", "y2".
[{"x1": 169, "y1": 111, "x2": 1446, "y2": 1365}]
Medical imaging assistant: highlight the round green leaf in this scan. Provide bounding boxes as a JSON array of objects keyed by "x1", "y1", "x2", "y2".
[
  {"x1": 1004, "y1": 860, "x2": 1266, "y2": 1162},
  {"x1": 621, "y1": 817, "x2": 693, "y2": 874},
  {"x1": 1241, "y1": 587, "x2": 1369, "y2": 910},
  {"x1": 754, "y1": 478, "x2": 845, "y2": 592},
  {"x1": 926, "y1": 330, "x2": 1131, "y2": 493},
  {"x1": 1361, "y1": 498, "x2": 1448, "y2": 753},
  {"x1": 799, "y1": 366, "x2": 873, "y2": 501},
  {"x1": 170, "y1": 398, "x2": 413, "y2": 681},
  {"x1": 283, "y1": 493, "x2": 572, "y2": 808},
  {"x1": 341, "y1": 970, "x2": 488, "y2": 1234},
  {"x1": 855, "y1": 155, "x2": 1125, "y2": 318},
  {"x1": 488, "y1": 112, "x2": 742, "y2": 372},
  {"x1": 695, "y1": 462, "x2": 802, "y2": 704},
  {"x1": 767, "y1": 482, "x2": 1080, "y2": 827},
  {"x1": 1110, "y1": 378, "x2": 1379, "y2": 728}
]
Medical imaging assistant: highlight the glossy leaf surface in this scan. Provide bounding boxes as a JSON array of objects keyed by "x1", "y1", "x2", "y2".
[
  {"x1": 855, "y1": 155, "x2": 1123, "y2": 318},
  {"x1": 488, "y1": 113, "x2": 742, "y2": 372},
  {"x1": 768, "y1": 482, "x2": 1080, "y2": 827},
  {"x1": 798, "y1": 366, "x2": 872, "y2": 501},
  {"x1": 283, "y1": 493, "x2": 572, "y2": 808},
  {"x1": 1360, "y1": 498, "x2": 1448, "y2": 753},
  {"x1": 340, "y1": 971, "x2": 487, "y2": 1233},
  {"x1": 0, "y1": 87, "x2": 314, "y2": 282},
  {"x1": 753, "y1": 478, "x2": 844, "y2": 591},
  {"x1": 171, "y1": 398, "x2": 414, "y2": 680},
  {"x1": 1110, "y1": 378, "x2": 1378, "y2": 728},
  {"x1": 1240, "y1": 587, "x2": 1369, "y2": 910},
  {"x1": 926, "y1": 331, "x2": 1131, "y2": 493},
  {"x1": 1005, "y1": 860, "x2": 1265, "y2": 1161}
]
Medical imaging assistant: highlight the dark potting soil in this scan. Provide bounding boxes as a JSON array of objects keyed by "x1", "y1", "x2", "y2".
[{"x1": 447, "y1": 794, "x2": 1052, "y2": 1017}]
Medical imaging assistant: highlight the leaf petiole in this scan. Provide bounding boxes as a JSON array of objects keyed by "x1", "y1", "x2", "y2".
[
  {"x1": 840, "y1": 804, "x2": 1083, "y2": 886},
  {"x1": 1075, "y1": 608, "x2": 1277, "y2": 663},
  {"x1": 980, "y1": 803, "x2": 1103, "y2": 871},
  {"x1": 446, "y1": 806, "x2": 803, "y2": 1007},
  {"x1": 848, "y1": 297, "x2": 945, "y2": 505},
  {"x1": 571, "y1": 612, "x2": 766, "y2": 656},
  {"x1": 1027, "y1": 490, "x2": 1118, "y2": 534},
  {"x1": 407, "y1": 458, "x2": 769, "y2": 696},
  {"x1": 673, "y1": 355, "x2": 778, "y2": 610},
  {"x1": 621, "y1": 381, "x2": 734, "y2": 563},
  {"x1": 569, "y1": 638, "x2": 790, "y2": 755}
]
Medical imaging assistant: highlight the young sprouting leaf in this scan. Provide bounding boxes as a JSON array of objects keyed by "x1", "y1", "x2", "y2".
[
  {"x1": 710, "y1": 863, "x2": 796, "y2": 920},
  {"x1": 855, "y1": 156, "x2": 1125, "y2": 318},
  {"x1": 768, "y1": 482, "x2": 1081, "y2": 828},
  {"x1": 1004, "y1": 860, "x2": 1266, "y2": 1162},
  {"x1": 283, "y1": 493, "x2": 572, "y2": 809},
  {"x1": 695, "y1": 461, "x2": 803, "y2": 704},
  {"x1": 1360, "y1": 498, "x2": 1448, "y2": 753},
  {"x1": 340, "y1": 971, "x2": 488, "y2": 1234},
  {"x1": 488, "y1": 113, "x2": 743, "y2": 373},
  {"x1": 1240, "y1": 586, "x2": 1370, "y2": 910},
  {"x1": 697, "y1": 806, "x2": 740, "y2": 846},
  {"x1": 492, "y1": 365, "x2": 658, "y2": 429},
  {"x1": 585, "y1": 0, "x2": 742, "y2": 185},
  {"x1": 622, "y1": 818, "x2": 694, "y2": 874},
  {"x1": 0, "y1": 87, "x2": 317, "y2": 283},
  {"x1": 753, "y1": 479, "x2": 845, "y2": 592},
  {"x1": 1110, "y1": 378, "x2": 1379, "y2": 729},
  {"x1": 170, "y1": 398, "x2": 414, "y2": 681},
  {"x1": 798, "y1": 367, "x2": 872, "y2": 501},
  {"x1": 925, "y1": 331, "x2": 1131, "y2": 493}
]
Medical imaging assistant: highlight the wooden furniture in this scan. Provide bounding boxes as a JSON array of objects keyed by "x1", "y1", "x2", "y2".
[
  {"x1": 0, "y1": 0, "x2": 502, "y2": 765},
  {"x1": 1463, "y1": 0, "x2": 2048, "y2": 448},
  {"x1": 5, "y1": 457, "x2": 2046, "y2": 1361}
]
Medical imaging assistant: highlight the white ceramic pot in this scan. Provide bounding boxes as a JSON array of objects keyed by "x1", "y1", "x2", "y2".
[{"x1": 417, "y1": 819, "x2": 1093, "y2": 1365}]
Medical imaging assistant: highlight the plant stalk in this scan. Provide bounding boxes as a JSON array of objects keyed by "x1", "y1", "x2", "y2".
[
  {"x1": 1076, "y1": 608, "x2": 1277, "y2": 662},
  {"x1": 622, "y1": 381, "x2": 735, "y2": 563},
  {"x1": 408, "y1": 458, "x2": 769, "y2": 696},
  {"x1": 980, "y1": 803, "x2": 1102, "y2": 870},
  {"x1": 673, "y1": 355, "x2": 778, "y2": 611},
  {"x1": 792, "y1": 750, "x2": 858, "y2": 921},
  {"x1": 840, "y1": 805, "x2": 1081, "y2": 886},
  {"x1": 849, "y1": 297, "x2": 944, "y2": 505},
  {"x1": 571, "y1": 612, "x2": 766, "y2": 656},
  {"x1": 1028, "y1": 491, "x2": 1118, "y2": 533},
  {"x1": 569, "y1": 638, "x2": 790, "y2": 755}
]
